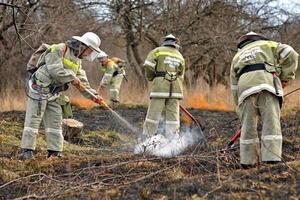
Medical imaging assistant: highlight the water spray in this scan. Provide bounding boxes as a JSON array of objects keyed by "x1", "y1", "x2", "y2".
[
  {"x1": 105, "y1": 106, "x2": 140, "y2": 134},
  {"x1": 72, "y1": 81, "x2": 140, "y2": 135}
]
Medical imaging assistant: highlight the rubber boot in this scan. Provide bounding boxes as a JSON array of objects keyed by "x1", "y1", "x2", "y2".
[
  {"x1": 241, "y1": 164, "x2": 255, "y2": 169},
  {"x1": 47, "y1": 150, "x2": 63, "y2": 158},
  {"x1": 19, "y1": 149, "x2": 34, "y2": 160},
  {"x1": 264, "y1": 161, "x2": 280, "y2": 165}
]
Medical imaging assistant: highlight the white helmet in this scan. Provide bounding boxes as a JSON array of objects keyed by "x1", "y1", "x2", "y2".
[
  {"x1": 244, "y1": 31, "x2": 260, "y2": 36},
  {"x1": 239, "y1": 31, "x2": 268, "y2": 43},
  {"x1": 72, "y1": 32, "x2": 101, "y2": 53},
  {"x1": 164, "y1": 34, "x2": 177, "y2": 40},
  {"x1": 161, "y1": 34, "x2": 180, "y2": 49}
]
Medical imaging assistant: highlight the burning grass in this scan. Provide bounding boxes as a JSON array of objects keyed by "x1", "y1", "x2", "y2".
[
  {"x1": 183, "y1": 94, "x2": 232, "y2": 111},
  {"x1": 70, "y1": 98, "x2": 98, "y2": 110},
  {"x1": 1, "y1": 78, "x2": 300, "y2": 112}
]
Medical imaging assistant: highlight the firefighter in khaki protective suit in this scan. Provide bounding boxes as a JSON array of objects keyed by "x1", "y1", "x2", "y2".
[
  {"x1": 96, "y1": 51, "x2": 126, "y2": 107},
  {"x1": 142, "y1": 34, "x2": 185, "y2": 140},
  {"x1": 230, "y1": 32, "x2": 298, "y2": 168},
  {"x1": 20, "y1": 32, "x2": 104, "y2": 160}
]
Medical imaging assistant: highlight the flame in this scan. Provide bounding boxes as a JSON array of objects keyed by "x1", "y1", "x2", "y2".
[
  {"x1": 71, "y1": 94, "x2": 232, "y2": 112},
  {"x1": 181, "y1": 113, "x2": 193, "y2": 125},
  {"x1": 183, "y1": 95, "x2": 232, "y2": 111},
  {"x1": 71, "y1": 98, "x2": 97, "y2": 110}
]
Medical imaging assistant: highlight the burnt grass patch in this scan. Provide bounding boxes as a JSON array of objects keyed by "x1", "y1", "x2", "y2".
[{"x1": 0, "y1": 107, "x2": 299, "y2": 199}]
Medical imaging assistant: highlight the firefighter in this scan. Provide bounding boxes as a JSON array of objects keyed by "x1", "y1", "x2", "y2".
[
  {"x1": 20, "y1": 32, "x2": 104, "y2": 160},
  {"x1": 96, "y1": 51, "x2": 126, "y2": 107},
  {"x1": 142, "y1": 34, "x2": 185, "y2": 140},
  {"x1": 230, "y1": 31, "x2": 298, "y2": 168}
]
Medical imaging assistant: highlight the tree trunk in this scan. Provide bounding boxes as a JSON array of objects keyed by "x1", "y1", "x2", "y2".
[{"x1": 62, "y1": 119, "x2": 83, "y2": 143}]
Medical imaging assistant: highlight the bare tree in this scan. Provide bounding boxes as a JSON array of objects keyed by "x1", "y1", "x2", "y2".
[
  {"x1": 1, "y1": 0, "x2": 299, "y2": 101},
  {"x1": 0, "y1": 0, "x2": 102, "y2": 98}
]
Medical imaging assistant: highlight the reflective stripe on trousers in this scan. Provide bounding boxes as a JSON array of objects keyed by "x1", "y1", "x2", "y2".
[
  {"x1": 238, "y1": 91, "x2": 281, "y2": 164},
  {"x1": 142, "y1": 98, "x2": 180, "y2": 138},
  {"x1": 21, "y1": 96, "x2": 64, "y2": 151}
]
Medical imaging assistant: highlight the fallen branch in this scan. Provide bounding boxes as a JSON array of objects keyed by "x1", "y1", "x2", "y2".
[
  {"x1": 0, "y1": 173, "x2": 46, "y2": 189},
  {"x1": 12, "y1": 194, "x2": 47, "y2": 200}
]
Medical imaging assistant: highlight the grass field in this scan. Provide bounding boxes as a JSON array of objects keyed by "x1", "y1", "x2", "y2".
[{"x1": 0, "y1": 105, "x2": 299, "y2": 199}]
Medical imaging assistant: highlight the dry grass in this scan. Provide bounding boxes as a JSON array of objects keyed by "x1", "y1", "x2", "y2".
[
  {"x1": 1, "y1": 79, "x2": 299, "y2": 112},
  {"x1": 0, "y1": 104, "x2": 299, "y2": 199},
  {"x1": 0, "y1": 92, "x2": 27, "y2": 112},
  {"x1": 282, "y1": 79, "x2": 300, "y2": 110}
]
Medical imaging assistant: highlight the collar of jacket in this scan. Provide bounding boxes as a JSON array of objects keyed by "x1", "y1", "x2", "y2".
[
  {"x1": 237, "y1": 38, "x2": 268, "y2": 49},
  {"x1": 66, "y1": 39, "x2": 81, "y2": 57}
]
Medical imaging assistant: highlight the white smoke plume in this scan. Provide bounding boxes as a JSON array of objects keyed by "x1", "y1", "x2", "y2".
[
  {"x1": 134, "y1": 124, "x2": 205, "y2": 157},
  {"x1": 105, "y1": 108, "x2": 206, "y2": 157}
]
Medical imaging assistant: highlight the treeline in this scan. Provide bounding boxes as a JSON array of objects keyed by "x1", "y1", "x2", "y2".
[{"x1": 1, "y1": 0, "x2": 300, "y2": 100}]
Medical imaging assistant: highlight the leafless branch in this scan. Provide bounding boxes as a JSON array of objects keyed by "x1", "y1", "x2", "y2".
[
  {"x1": 0, "y1": 2, "x2": 21, "y2": 9},
  {"x1": 12, "y1": 4, "x2": 23, "y2": 55}
]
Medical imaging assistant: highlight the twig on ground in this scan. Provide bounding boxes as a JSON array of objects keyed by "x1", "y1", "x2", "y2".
[{"x1": 12, "y1": 194, "x2": 47, "y2": 200}]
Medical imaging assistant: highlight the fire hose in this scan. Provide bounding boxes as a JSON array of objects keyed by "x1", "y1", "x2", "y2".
[{"x1": 224, "y1": 87, "x2": 300, "y2": 151}]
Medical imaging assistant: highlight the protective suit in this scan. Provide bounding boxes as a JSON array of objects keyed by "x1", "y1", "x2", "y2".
[
  {"x1": 99, "y1": 58, "x2": 125, "y2": 103},
  {"x1": 230, "y1": 32, "x2": 298, "y2": 165},
  {"x1": 142, "y1": 34, "x2": 185, "y2": 139},
  {"x1": 21, "y1": 32, "x2": 102, "y2": 159}
]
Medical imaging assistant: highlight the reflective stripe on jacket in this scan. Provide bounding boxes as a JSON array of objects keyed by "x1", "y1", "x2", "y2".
[
  {"x1": 33, "y1": 43, "x2": 96, "y2": 100},
  {"x1": 230, "y1": 40, "x2": 298, "y2": 105},
  {"x1": 143, "y1": 46, "x2": 185, "y2": 99},
  {"x1": 99, "y1": 59, "x2": 125, "y2": 86}
]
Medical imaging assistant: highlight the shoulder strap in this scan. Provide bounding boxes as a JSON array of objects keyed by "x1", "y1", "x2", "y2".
[
  {"x1": 62, "y1": 44, "x2": 68, "y2": 57},
  {"x1": 50, "y1": 43, "x2": 68, "y2": 58},
  {"x1": 154, "y1": 50, "x2": 159, "y2": 73},
  {"x1": 274, "y1": 43, "x2": 280, "y2": 66}
]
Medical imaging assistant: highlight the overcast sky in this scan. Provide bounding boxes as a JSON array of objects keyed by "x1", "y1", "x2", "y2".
[{"x1": 275, "y1": 0, "x2": 300, "y2": 14}]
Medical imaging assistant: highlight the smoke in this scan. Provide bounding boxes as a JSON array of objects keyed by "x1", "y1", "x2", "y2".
[
  {"x1": 134, "y1": 124, "x2": 205, "y2": 157},
  {"x1": 67, "y1": 99, "x2": 207, "y2": 157}
]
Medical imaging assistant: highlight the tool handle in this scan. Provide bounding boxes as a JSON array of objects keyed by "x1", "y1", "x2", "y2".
[
  {"x1": 227, "y1": 141, "x2": 234, "y2": 148},
  {"x1": 228, "y1": 129, "x2": 241, "y2": 147},
  {"x1": 180, "y1": 105, "x2": 204, "y2": 130},
  {"x1": 72, "y1": 80, "x2": 108, "y2": 107},
  {"x1": 272, "y1": 73, "x2": 280, "y2": 95},
  {"x1": 284, "y1": 87, "x2": 300, "y2": 97},
  {"x1": 123, "y1": 74, "x2": 128, "y2": 82}
]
